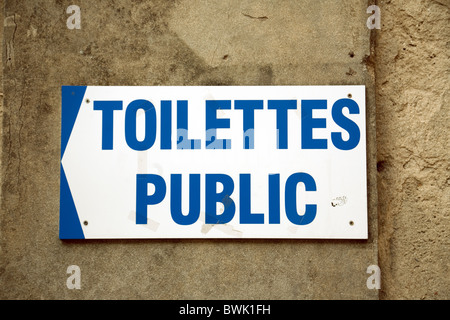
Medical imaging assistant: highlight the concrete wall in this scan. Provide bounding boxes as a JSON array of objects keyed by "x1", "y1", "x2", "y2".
[
  {"x1": 0, "y1": 0, "x2": 447, "y2": 300},
  {"x1": 375, "y1": 0, "x2": 449, "y2": 299}
]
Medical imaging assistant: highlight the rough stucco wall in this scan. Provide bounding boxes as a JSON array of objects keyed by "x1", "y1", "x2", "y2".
[{"x1": 375, "y1": 0, "x2": 449, "y2": 299}]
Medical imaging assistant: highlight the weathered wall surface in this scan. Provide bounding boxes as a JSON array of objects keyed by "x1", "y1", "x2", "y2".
[{"x1": 375, "y1": 0, "x2": 449, "y2": 299}]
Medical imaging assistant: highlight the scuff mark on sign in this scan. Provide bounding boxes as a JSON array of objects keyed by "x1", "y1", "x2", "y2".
[
  {"x1": 128, "y1": 211, "x2": 160, "y2": 232},
  {"x1": 200, "y1": 211, "x2": 243, "y2": 237}
]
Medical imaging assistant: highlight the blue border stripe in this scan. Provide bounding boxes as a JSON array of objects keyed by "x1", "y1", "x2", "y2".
[
  {"x1": 60, "y1": 86, "x2": 87, "y2": 239},
  {"x1": 61, "y1": 86, "x2": 87, "y2": 159}
]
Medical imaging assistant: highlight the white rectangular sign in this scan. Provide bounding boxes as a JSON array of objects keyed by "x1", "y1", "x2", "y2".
[{"x1": 60, "y1": 85, "x2": 367, "y2": 239}]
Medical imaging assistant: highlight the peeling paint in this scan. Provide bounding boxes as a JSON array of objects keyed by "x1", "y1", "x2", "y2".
[{"x1": 331, "y1": 196, "x2": 348, "y2": 207}]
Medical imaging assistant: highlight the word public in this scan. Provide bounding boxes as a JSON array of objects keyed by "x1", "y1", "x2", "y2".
[{"x1": 93, "y1": 98, "x2": 362, "y2": 226}]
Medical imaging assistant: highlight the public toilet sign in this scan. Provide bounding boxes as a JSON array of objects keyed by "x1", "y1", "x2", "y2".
[{"x1": 59, "y1": 86, "x2": 367, "y2": 239}]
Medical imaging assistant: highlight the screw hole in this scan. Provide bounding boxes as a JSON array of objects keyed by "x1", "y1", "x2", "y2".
[
  {"x1": 347, "y1": 93, "x2": 352, "y2": 99},
  {"x1": 349, "y1": 221, "x2": 354, "y2": 226},
  {"x1": 85, "y1": 99, "x2": 90, "y2": 103},
  {"x1": 83, "y1": 221, "x2": 88, "y2": 226}
]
